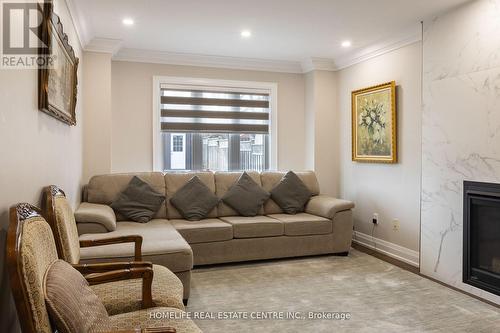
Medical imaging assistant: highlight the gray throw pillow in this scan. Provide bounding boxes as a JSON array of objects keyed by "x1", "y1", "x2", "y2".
[
  {"x1": 222, "y1": 172, "x2": 270, "y2": 216},
  {"x1": 170, "y1": 176, "x2": 219, "y2": 221},
  {"x1": 270, "y1": 171, "x2": 312, "y2": 214},
  {"x1": 110, "y1": 176, "x2": 165, "y2": 223}
]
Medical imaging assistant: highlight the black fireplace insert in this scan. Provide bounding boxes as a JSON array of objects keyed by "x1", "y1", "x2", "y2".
[{"x1": 463, "y1": 181, "x2": 500, "y2": 296}]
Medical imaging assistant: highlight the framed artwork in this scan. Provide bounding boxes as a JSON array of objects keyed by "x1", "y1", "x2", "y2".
[
  {"x1": 351, "y1": 81, "x2": 397, "y2": 163},
  {"x1": 39, "y1": 1, "x2": 79, "y2": 125}
]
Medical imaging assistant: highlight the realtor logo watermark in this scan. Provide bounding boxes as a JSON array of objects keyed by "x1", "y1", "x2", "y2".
[{"x1": 1, "y1": 0, "x2": 55, "y2": 69}]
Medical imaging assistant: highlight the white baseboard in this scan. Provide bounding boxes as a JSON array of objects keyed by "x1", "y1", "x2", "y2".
[{"x1": 352, "y1": 231, "x2": 420, "y2": 268}]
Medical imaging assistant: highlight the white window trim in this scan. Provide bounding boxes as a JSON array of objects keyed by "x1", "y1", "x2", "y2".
[{"x1": 152, "y1": 76, "x2": 278, "y2": 171}]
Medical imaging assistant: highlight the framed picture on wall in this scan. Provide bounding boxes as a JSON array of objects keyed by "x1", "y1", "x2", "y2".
[
  {"x1": 38, "y1": 1, "x2": 79, "y2": 125},
  {"x1": 351, "y1": 81, "x2": 397, "y2": 163}
]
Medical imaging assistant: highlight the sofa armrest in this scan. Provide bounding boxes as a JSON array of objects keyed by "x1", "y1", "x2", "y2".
[
  {"x1": 75, "y1": 202, "x2": 116, "y2": 232},
  {"x1": 305, "y1": 195, "x2": 355, "y2": 219}
]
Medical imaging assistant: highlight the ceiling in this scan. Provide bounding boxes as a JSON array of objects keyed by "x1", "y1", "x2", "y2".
[{"x1": 70, "y1": 0, "x2": 470, "y2": 70}]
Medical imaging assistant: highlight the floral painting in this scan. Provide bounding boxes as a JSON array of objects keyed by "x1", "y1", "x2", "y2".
[{"x1": 352, "y1": 81, "x2": 397, "y2": 163}]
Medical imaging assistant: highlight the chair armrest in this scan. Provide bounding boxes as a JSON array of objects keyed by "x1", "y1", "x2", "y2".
[
  {"x1": 85, "y1": 266, "x2": 154, "y2": 308},
  {"x1": 73, "y1": 261, "x2": 153, "y2": 275},
  {"x1": 80, "y1": 235, "x2": 143, "y2": 261},
  {"x1": 305, "y1": 195, "x2": 355, "y2": 219}
]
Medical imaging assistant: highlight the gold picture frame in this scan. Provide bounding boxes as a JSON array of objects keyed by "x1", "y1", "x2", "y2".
[
  {"x1": 38, "y1": 1, "x2": 79, "y2": 125},
  {"x1": 351, "y1": 81, "x2": 397, "y2": 163}
]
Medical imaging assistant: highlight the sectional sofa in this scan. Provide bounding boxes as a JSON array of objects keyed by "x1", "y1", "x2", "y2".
[{"x1": 75, "y1": 171, "x2": 355, "y2": 300}]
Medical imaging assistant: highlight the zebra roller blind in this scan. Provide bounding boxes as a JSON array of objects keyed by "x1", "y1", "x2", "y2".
[{"x1": 160, "y1": 85, "x2": 270, "y2": 134}]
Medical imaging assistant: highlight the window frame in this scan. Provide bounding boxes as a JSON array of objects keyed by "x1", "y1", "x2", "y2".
[
  {"x1": 152, "y1": 76, "x2": 278, "y2": 172},
  {"x1": 171, "y1": 134, "x2": 185, "y2": 152}
]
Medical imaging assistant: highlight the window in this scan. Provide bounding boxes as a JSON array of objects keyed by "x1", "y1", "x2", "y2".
[
  {"x1": 153, "y1": 77, "x2": 277, "y2": 172},
  {"x1": 172, "y1": 135, "x2": 184, "y2": 152}
]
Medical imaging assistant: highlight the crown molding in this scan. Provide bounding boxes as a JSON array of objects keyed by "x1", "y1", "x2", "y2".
[
  {"x1": 64, "y1": 0, "x2": 90, "y2": 48},
  {"x1": 334, "y1": 26, "x2": 422, "y2": 71},
  {"x1": 63, "y1": 1, "x2": 421, "y2": 75},
  {"x1": 85, "y1": 38, "x2": 123, "y2": 55},
  {"x1": 113, "y1": 28, "x2": 419, "y2": 74},
  {"x1": 301, "y1": 57, "x2": 336, "y2": 73},
  {"x1": 113, "y1": 48, "x2": 304, "y2": 73}
]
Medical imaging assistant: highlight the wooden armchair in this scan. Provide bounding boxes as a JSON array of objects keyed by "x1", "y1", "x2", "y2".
[
  {"x1": 41, "y1": 186, "x2": 186, "y2": 315},
  {"x1": 6, "y1": 203, "x2": 192, "y2": 333}
]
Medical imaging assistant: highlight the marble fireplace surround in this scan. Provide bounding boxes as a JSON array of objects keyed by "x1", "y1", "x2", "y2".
[{"x1": 420, "y1": 0, "x2": 500, "y2": 305}]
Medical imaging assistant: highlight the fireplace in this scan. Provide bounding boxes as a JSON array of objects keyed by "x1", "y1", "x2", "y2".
[{"x1": 463, "y1": 181, "x2": 500, "y2": 296}]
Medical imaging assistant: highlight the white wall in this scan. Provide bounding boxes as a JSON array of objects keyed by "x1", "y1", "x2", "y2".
[
  {"x1": 305, "y1": 70, "x2": 339, "y2": 196},
  {"x1": 421, "y1": 0, "x2": 500, "y2": 305},
  {"x1": 0, "y1": 1, "x2": 83, "y2": 331},
  {"x1": 82, "y1": 52, "x2": 112, "y2": 182},
  {"x1": 337, "y1": 42, "x2": 423, "y2": 256},
  {"x1": 110, "y1": 61, "x2": 306, "y2": 173},
  {"x1": 304, "y1": 71, "x2": 316, "y2": 171}
]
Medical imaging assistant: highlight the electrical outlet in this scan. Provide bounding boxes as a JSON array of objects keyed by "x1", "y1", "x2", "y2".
[
  {"x1": 372, "y1": 213, "x2": 379, "y2": 225},
  {"x1": 392, "y1": 219, "x2": 400, "y2": 231}
]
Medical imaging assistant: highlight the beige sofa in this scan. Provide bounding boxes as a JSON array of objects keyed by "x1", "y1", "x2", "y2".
[{"x1": 76, "y1": 171, "x2": 355, "y2": 301}]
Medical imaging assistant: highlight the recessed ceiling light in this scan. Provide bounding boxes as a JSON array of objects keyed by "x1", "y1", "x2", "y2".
[
  {"x1": 341, "y1": 40, "x2": 352, "y2": 48},
  {"x1": 122, "y1": 18, "x2": 134, "y2": 26},
  {"x1": 241, "y1": 30, "x2": 252, "y2": 38}
]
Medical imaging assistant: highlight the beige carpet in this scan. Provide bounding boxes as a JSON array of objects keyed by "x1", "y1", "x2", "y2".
[{"x1": 186, "y1": 248, "x2": 500, "y2": 333}]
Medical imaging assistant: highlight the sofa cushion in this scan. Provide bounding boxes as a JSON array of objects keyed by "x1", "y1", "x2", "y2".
[
  {"x1": 170, "y1": 219, "x2": 233, "y2": 244},
  {"x1": 165, "y1": 172, "x2": 217, "y2": 219},
  {"x1": 75, "y1": 202, "x2": 117, "y2": 231},
  {"x1": 43, "y1": 260, "x2": 111, "y2": 333},
  {"x1": 221, "y1": 172, "x2": 270, "y2": 217},
  {"x1": 110, "y1": 176, "x2": 166, "y2": 223},
  {"x1": 270, "y1": 171, "x2": 312, "y2": 214},
  {"x1": 268, "y1": 213, "x2": 332, "y2": 236},
  {"x1": 87, "y1": 173, "x2": 166, "y2": 220},
  {"x1": 79, "y1": 220, "x2": 193, "y2": 273},
  {"x1": 215, "y1": 171, "x2": 264, "y2": 217},
  {"x1": 77, "y1": 222, "x2": 109, "y2": 235},
  {"x1": 220, "y1": 216, "x2": 283, "y2": 238},
  {"x1": 76, "y1": 223, "x2": 109, "y2": 235},
  {"x1": 170, "y1": 176, "x2": 220, "y2": 221},
  {"x1": 261, "y1": 171, "x2": 320, "y2": 214}
]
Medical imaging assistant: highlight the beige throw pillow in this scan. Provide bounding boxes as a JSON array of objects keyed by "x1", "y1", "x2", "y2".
[{"x1": 43, "y1": 260, "x2": 111, "y2": 333}]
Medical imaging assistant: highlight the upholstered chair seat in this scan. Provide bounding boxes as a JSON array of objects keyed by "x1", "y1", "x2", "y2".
[
  {"x1": 42, "y1": 186, "x2": 185, "y2": 314},
  {"x1": 109, "y1": 307, "x2": 199, "y2": 332},
  {"x1": 91, "y1": 264, "x2": 184, "y2": 315},
  {"x1": 7, "y1": 204, "x2": 201, "y2": 333}
]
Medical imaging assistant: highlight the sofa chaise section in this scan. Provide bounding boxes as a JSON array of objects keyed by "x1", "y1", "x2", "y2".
[
  {"x1": 79, "y1": 172, "x2": 194, "y2": 300},
  {"x1": 79, "y1": 220, "x2": 193, "y2": 273}
]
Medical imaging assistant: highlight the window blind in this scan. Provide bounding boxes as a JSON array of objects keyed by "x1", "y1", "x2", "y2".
[{"x1": 160, "y1": 86, "x2": 270, "y2": 133}]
